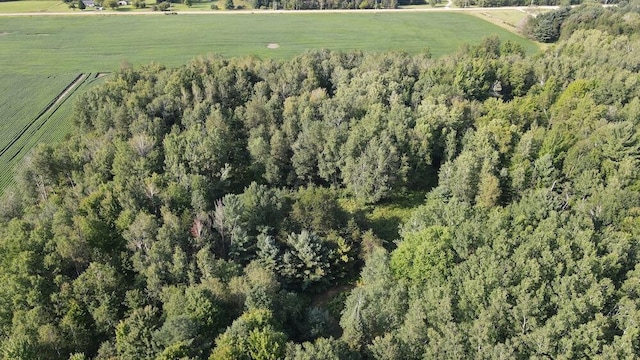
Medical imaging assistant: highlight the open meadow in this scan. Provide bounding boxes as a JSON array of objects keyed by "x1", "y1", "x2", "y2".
[
  {"x1": 0, "y1": 12, "x2": 538, "y2": 73},
  {"x1": 0, "y1": 11, "x2": 538, "y2": 194}
]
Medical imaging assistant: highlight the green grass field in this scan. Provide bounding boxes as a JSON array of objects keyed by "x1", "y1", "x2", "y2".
[
  {"x1": 0, "y1": 74, "x2": 74, "y2": 189},
  {"x1": 0, "y1": 11, "x2": 538, "y2": 194},
  {"x1": 469, "y1": 8, "x2": 533, "y2": 31},
  {"x1": 0, "y1": 0, "x2": 69, "y2": 12},
  {"x1": 0, "y1": 73, "x2": 106, "y2": 192},
  {"x1": 0, "y1": 12, "x2": 538, "y2": 74},
  {"x1": 0, "y1": 0, "x2": 231, "y2": 12}
]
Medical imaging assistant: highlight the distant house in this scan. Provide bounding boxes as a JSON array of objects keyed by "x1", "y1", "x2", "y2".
[{"x1": 82, "y1": 0, "x2": 95, "y2": 6}]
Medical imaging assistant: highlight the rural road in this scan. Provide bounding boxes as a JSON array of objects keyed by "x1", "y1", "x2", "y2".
[{"x1": 0, "y1": 5, "x2": 563, "y2": 16}]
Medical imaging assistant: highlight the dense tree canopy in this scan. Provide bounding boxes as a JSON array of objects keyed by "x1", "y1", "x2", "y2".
[
  {"x1": 2, "y1": 5, "x2": 640, "y2": 358},
  {"x1": 524, "y1": 2, "x2": 640, "y2": 42}
]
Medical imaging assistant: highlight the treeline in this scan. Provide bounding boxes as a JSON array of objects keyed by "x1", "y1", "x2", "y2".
[
  {"x1": 253, "y1": 0, "x2": 609, "y2": 10},
  {"x1": 248, "y1": 0, "x2": 397, "y2": 10},
  {"x1": 524, "y1": 1, "x2": 640, "y2": 42},
  {"x1": 242, "y1": 0, "x2": 604, "y2": 10},
  {"x1": 454, "y1": 0, "x2": 577, "y2": 8},
  {"x1": 451, "y1": 0, "x2": 612, "y2": 8},
  {"x1": 249, "y1": 0, "x2": 398, "y2": 10},
  {"x1": 2, "y1": 21, "x2": 640, "y2": 360}
]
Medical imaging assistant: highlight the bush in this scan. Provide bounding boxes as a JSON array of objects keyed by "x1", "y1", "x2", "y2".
[
  {"x1": 210, "y1": 3, "x2": 218, "y2": 8},
  {"x1": 157, "y1": 1, "x2": 171, "y2": 10},
  {"x1": 524, "y1": 6, "x2": 571, "y2": 43}
]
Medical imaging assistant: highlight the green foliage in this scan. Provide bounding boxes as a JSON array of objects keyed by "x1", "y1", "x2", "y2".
[
  {"x1": 210, "y1": 309, "x2": 287, "y2": 360},
  {"x1": 115, "y1": 306, "x2": 160, "y2": 359},
  {"x1": 340, "y1": 248, "x2": 408, "y2": 351},
  {"x1": 290, "y1": 186, "x2": 347, "y2": 236},
  {"x1": 156, "y1": 284, "x2": 228, "y2": 355},
  {"x1": 390, "y1": 226, "x2": 454, "y2": 284},
  {"x1": 343, "y1": 133, "x2": 405, "y2": 204},
  {"x1": 524, "y1": 3, "x2": 640, "y2": 44},
  {"x1": 281, "y1": 231, "x2": 334, "y2": 290},
  {"x1": 529, "y1": 7, "x2": 571, "y2": 43},
  {"x1": 285, "y1": 337, "x2": 357, "y2": 359},
  {"x1": 3, "y1": 13, "x2": 640, "y2": 359},
  {"x1": 559, "y1": 2, "x2": 640, "y2": 40}
]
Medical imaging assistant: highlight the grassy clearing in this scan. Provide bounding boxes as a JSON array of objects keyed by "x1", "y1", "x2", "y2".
[
  {"x1": 0, "y1": 12, "x2": 538, "y2": 74},
  {"x1": 470, "y1": 8, "x2": 529, "y2": 30},
  {"x1": 469, "y1": 8, "x2": 551, "y2": 49},
  {"x1": 340, "y1": 192, "x2": 426, "y2": 245}
]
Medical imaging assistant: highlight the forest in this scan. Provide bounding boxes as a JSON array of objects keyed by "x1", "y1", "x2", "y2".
[
  {"x1": 1, "y1": 2, "x2": 640, "y2": 359},
  {"x1": 220, "y1": 0, "x2": 607, "y2": 11},
  {"x1": 248, "y1": 0, "x2": 620, "y2": 10},
  {"x1": 248, "y1": 0, "x2": 610, "y2": 10}
]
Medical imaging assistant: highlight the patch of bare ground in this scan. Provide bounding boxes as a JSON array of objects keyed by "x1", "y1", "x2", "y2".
[{"x1": 54, "y1": 73, "x2": 86, "y2": 106}]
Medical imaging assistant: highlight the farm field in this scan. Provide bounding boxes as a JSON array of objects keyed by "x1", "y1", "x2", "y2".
[
  {"x1": 0, "y1": 73, "x2": 104, "y2": 192},
  {"x1": 0, "y1": 0, "x2": 70, "y2": 13},
  {"x1": 0, "y1": 0, "x2": 235, "y2": 12},
  {"x1": 0, "y1": 12, "x2": 539, "y2": 74},
  {"x1": 469, "y1": 8, "x2": 530, "y2": 30}
]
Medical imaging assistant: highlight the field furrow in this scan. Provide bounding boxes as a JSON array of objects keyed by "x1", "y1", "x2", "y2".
[{"x1": 0, "y1": 73, "x2": 92, "y2": 193}]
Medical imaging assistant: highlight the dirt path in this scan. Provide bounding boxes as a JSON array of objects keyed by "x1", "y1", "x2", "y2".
[
  {"x1": 0, "y1": 5, "x2": 564, "y2": 16},
  {"x1": 53, "y1": 73, "x2": 86, "y2": 106}
]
